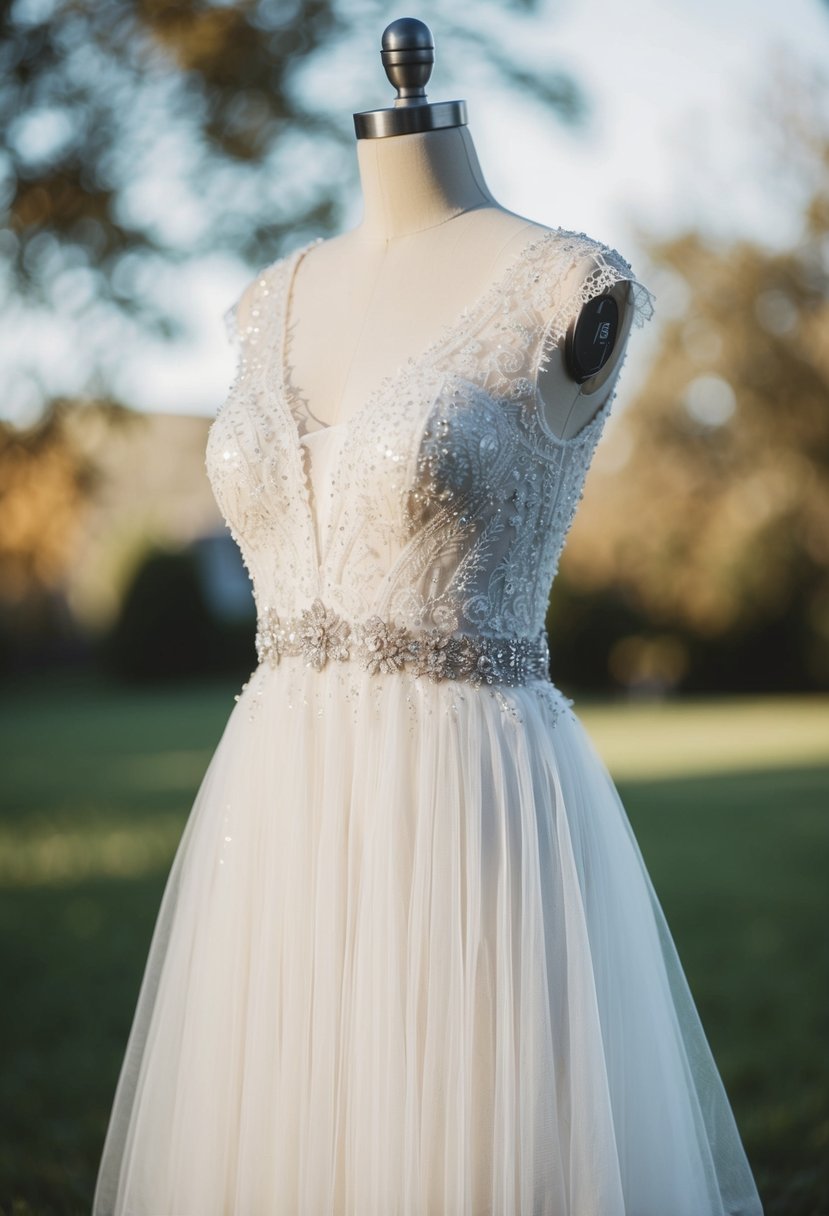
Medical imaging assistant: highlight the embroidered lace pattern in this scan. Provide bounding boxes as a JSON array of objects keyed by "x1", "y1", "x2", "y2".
[{"x1": 205, "y1": 225, "x2": 654, "y2": 695}]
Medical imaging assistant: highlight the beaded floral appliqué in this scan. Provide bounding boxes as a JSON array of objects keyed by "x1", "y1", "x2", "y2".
[{"x1": 255, "y1": 601, "x2": 551, "y2": 688}]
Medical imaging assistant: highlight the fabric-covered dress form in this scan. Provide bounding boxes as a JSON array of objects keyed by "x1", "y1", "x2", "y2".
[{"x1": 92, "y1": 228, "x2": 764, "y2": 1215}]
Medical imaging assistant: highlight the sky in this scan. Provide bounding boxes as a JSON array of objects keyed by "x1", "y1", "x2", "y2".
[
  {"x1": 475, "y1": 0, "x2": 829, "y2": 253},
  {"x1": 5, "y1": 0, "x2": 829, "y2": 423}
]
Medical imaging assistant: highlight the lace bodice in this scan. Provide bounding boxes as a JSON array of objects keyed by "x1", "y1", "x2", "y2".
[{"x1": 205, "y1": 227, "x2": 654, "y2": 662}]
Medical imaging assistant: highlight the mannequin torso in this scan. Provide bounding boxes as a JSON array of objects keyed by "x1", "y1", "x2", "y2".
[{"x1": 237, "y1": 126, "x2": 635, "y2": 441}]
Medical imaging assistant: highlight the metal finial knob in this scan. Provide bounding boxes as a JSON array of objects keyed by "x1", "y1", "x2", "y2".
[
  {"x1": 353, "y1": 16, "x2": 467, "y2": 140},
  {"x1": 380, "y1": 18, "x2": 434, "y2": 106}
]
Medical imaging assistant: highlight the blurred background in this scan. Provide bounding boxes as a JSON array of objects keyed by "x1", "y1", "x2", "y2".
[{"x1": 1, "y1": 0, "x2": 828, "y2": 1212}]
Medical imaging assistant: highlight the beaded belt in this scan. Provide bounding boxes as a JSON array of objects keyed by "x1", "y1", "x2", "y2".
[{"x1": 255, "y1": 599, "x2": 550, "y2": 687}]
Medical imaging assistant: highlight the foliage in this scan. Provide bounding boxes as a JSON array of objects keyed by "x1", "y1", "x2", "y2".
[
  {"x1": 101, "y1": 543, "x2": 256, "y2": 681},
  {"x1": 563, "y1": 77, "x2": 829, "y2": 691},
  {"x1": 0, "y1": 399, "x2": 138, "y2": 672},
  {"x1": 579, "y1": 231, "x2": 829, "y2": 634}
]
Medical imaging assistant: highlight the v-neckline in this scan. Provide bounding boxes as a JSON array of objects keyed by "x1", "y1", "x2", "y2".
[
  {"x1": 259, "y1": 224, "x2": 619, "y2": 586},
  {"x1": 275, "y1": 226, "x2": 563, "y2": 445}
]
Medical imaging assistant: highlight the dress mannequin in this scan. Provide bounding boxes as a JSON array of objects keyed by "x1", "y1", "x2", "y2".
[
  {"x1": 234, "y1": 26, "x2": 636, "y2": 443},
  {"x1": 91, "y1": 28, "x2": 763, "y2": 1216}
]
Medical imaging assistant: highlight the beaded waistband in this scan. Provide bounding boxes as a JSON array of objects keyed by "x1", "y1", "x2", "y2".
[{"x1": 254, "y1": 598, "x2": 550, "y2": 687}]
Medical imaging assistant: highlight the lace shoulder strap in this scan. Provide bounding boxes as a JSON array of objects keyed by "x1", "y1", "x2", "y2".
[
  {"x1": 218, "y1": 253, "x2": 299, "y2": 406},
  {"x1": 462, "y1": 227, "x2": 654, "y2": 408},
  {"x1": 526, "y1": 228, "x2": 655, "y2": 380},
  {"x1": 221, "y1": 251, "x2": 295, "y2": 359}
]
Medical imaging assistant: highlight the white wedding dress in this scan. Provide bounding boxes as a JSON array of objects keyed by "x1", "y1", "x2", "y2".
[{"x1": 92, "y1": 228, "x2": 764, "y2": 1215}]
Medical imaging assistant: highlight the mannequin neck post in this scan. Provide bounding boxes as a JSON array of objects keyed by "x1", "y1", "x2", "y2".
[{"x1": 354, "y1": 125, "x2": 499, "y2": 240}]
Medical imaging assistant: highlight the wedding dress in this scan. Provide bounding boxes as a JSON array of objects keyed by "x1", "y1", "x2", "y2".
[{"x1": 92, "y1": 227, "x2": 764, "y2": 1215}]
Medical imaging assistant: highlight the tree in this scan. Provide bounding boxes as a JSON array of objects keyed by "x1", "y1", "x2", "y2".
[
  {"x1": 562, "y1": 65, "x2": 829, "y2": 690},
  {"x1": 0, "y1": 396, "x2": 138, "y2": 668},
  {"x1": 1, "y1": 0, "x2": 586, "y2": 420}
]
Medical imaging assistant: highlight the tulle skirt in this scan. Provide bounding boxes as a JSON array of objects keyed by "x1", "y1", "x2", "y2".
[{"x1": 92, "y1": 657, "x2": 763, "y2": 1216}]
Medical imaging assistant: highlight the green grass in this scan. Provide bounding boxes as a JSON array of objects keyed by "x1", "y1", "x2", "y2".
[{"x1": 0, "y1": 670, "x2": 827, "y2": 1215}]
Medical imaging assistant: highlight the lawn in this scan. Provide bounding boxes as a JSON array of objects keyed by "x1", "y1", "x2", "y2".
[{"x1": 0, "y1": 669, "x2": 826, "y2": 1216}]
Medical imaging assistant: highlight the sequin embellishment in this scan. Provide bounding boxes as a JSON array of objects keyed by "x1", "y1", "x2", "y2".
[
  {"x1": 206, "y1": 225, "x2": 655, "y2": 717},
  {"x1": 255, "y1": 601, "x2": 550, "y2": 687}
]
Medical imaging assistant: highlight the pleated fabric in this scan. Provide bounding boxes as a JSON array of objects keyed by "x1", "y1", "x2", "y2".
[{"x1": 92, "y1": 659, "x2": 763, "y2": 1216}]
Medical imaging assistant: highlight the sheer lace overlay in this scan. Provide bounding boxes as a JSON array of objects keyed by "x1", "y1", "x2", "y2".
[
  {"x1": 92, "y1": 227, "x2": 765, "y2": 1216},
  {"x1": 206, "y1": 228, "x2": 654, "y2": 655}
]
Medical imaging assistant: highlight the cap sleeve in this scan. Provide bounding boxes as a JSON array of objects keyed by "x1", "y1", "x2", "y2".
[
  {"x1": 220, "y1": 263, "x2": 270, "y2": 388},
  {"x1": 532, "y1": 231, "x2": 656, "y2": 379},
  {"x1": 221, "y1": 256, "x2": 278, "y2": 355}
]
